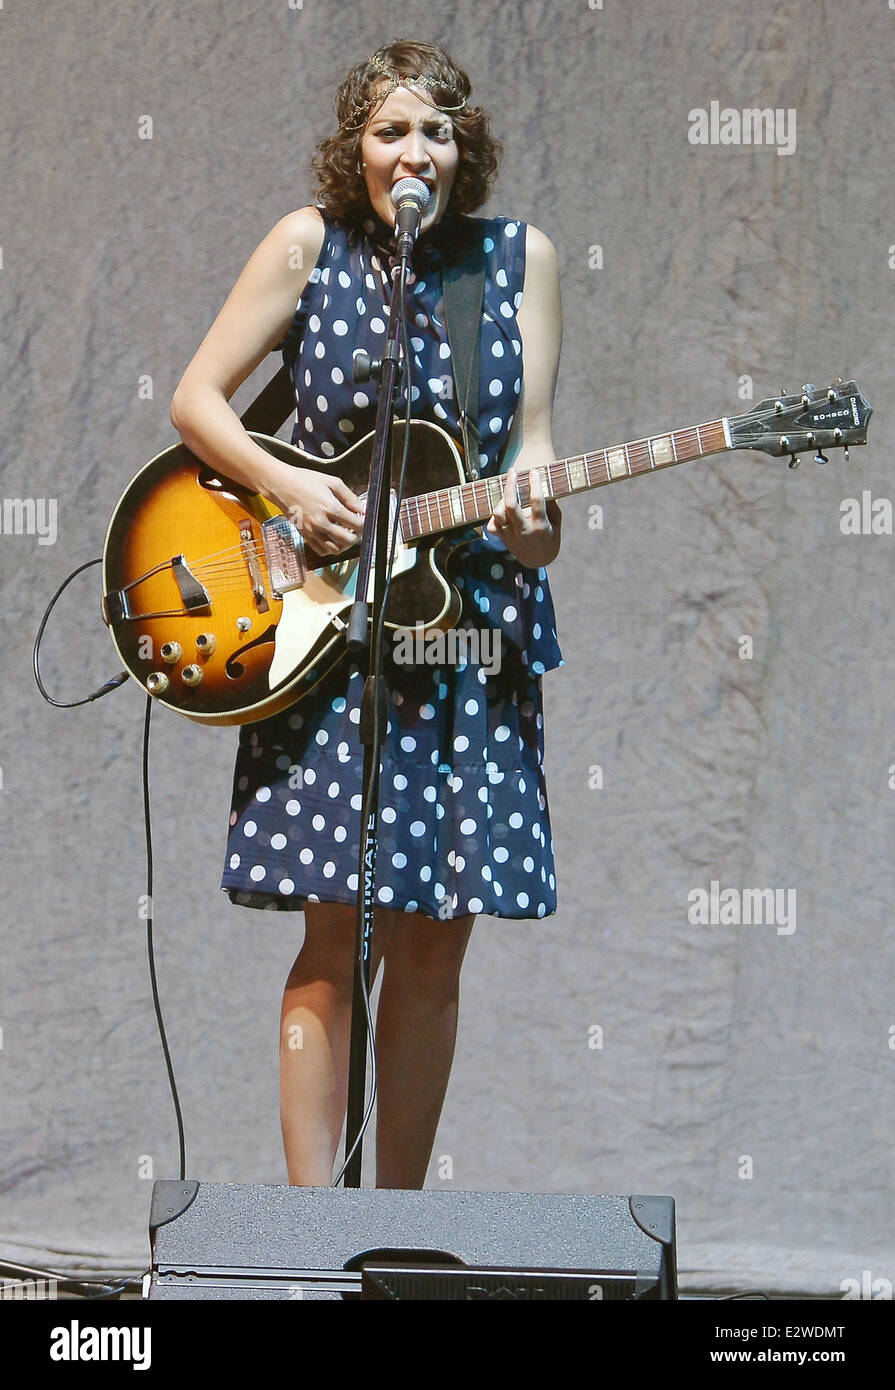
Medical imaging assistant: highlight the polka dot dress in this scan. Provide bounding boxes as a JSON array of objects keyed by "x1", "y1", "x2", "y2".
[{"x1": 221, "y1": 208, "x2": 564, "y2": 919}]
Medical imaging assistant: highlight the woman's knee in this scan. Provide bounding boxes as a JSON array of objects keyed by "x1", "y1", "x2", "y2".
[{"x1": 381, "y1": 915, "x2": 475, "y2": 996}]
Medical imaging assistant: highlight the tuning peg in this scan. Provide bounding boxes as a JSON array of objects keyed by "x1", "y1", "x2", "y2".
[
  {"x1": 814, "y1": 450, "x2": 828, "y2": 464},
  {"x1": 828, "y1": 386, "x2": 837, "y2": 400},
  {"x1": 781, "y1": 386, "x2": 789, "y2": 397},
  {"x1": 788, "y1": 453, "x2": 800, "y2": 469},
  {"x1": 801, "y1": 382, "x2": 815, "y2": 396},
  {"x1": 844, "y1": 446, "x2": 850, "y2": 462}
]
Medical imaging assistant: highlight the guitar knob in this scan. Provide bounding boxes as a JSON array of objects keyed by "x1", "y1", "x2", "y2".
[
  {"x1": 160, "y1": 641, "x2": 182, "y2": 664},
  {"x1": 181, "y1": 664, "x2": 204, "y2": 687},
  {"x1": 236, "y1": 617, "x2": 252, "y2": 633},
  {"x1": 196, "y1": 632, "x2": 217, "y2": 656},
  {"x1": 146, "y1": 672, "x2": 170, "y2": 695}
]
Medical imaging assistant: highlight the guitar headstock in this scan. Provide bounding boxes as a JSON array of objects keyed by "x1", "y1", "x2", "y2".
[{"x1": 728, "y1": 380, "x2": 872, "y2": 465}]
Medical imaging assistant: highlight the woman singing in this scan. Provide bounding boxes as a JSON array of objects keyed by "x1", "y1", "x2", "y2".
[{"x1": 170, "y1": 39, "x2": 563, "y2": 1188}]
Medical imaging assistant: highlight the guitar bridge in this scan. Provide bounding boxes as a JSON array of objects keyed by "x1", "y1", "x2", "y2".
[{"x1": 262, "y1": 515, "x2": 307, "y2": 596}]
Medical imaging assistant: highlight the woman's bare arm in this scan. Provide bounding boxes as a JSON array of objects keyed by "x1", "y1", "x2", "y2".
[
  {"x1": 170, "y1": 206, "x2": 365, "y2": 553},
  {"x1": 486, "y1": 222, "x2": 563, "y2": 567}
]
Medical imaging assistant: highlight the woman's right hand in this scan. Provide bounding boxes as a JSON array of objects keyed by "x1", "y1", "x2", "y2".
[{"x1": 271, "y1": 467, "x2": 366, "y2": 555}]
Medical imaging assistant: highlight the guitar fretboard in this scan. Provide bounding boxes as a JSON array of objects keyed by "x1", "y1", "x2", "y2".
[{"x1": 399, "y1": 418, "x2": 729, "y2": 542}]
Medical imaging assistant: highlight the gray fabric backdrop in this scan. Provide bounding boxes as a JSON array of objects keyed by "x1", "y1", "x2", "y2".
[{"x1": 2, "y1": 0, "x2": 893, "y2": 1297}]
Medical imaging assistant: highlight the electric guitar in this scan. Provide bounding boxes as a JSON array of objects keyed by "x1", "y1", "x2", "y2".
[{"x1": 102, "y1": 381, "x2": 872, "y2": 725}]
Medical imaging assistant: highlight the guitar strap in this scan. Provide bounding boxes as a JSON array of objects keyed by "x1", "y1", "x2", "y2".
[
  {"x1": 238, "y1": 219, "x2": 488, "y2": 483},
  {"x1": 440, "y1": 222, "x2": 486, "y2": 482}
]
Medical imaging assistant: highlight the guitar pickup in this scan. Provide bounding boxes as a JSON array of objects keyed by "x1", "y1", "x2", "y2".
[
  {"x1": 239, "y1": 521, "x2": 270, "y2": 613},
  {"x1": 261, "y1": 514, "x2": 307, "y2": 596}
]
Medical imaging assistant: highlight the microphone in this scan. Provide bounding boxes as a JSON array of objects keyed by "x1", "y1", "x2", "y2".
[{"x1": 391, "y1": 176, "x2": 433, "y2": 258}]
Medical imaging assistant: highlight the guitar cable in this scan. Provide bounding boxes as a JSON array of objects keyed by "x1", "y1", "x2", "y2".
[
  {"x1": 32, "y1": 556, "x2": 185, "y2": 1297},
  {"x1": 31, "y1": 556, "x2": 129, "y2": 707}
]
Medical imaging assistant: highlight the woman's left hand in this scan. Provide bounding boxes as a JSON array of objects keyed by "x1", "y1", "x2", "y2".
[{"x1": 486, "y1": 464, "x2": 562, "y2": 568}]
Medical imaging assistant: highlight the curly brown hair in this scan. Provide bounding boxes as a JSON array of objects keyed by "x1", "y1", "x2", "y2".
[{"x1": 311, "y1": 40, "x2": 502, "y2": 235}]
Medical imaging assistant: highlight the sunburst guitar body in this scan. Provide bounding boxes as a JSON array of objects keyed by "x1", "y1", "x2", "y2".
[{"x1": 102, "y1": 420, "x2": 470, "y2": 725}]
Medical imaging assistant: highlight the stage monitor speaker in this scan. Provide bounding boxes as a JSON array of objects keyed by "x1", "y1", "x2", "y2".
[{"x1": 148, "y1": 1181, "x2": 677, "y2": 1300}]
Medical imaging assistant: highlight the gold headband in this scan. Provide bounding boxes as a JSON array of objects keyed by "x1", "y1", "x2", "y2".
[{"x1": 339, "y1": 53, "x2": 468, "y2": 133}]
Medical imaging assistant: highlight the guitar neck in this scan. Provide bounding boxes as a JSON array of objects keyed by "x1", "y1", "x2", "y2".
[{"x1": 400, "y1": 417, "x2": 731, "y2": 541}]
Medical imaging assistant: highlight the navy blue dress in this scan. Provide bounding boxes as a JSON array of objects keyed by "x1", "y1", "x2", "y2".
[{"x1": 221, "y1": 207, "x2": 564, "y2": 919}]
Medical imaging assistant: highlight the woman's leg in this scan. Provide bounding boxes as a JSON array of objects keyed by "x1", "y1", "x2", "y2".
[
  {"x1": 373, "y1": 911, "x2": 476, "y2": 1190},
  {"x1": 279, "y1": 902, "x2": 395, "y2": 1185}
]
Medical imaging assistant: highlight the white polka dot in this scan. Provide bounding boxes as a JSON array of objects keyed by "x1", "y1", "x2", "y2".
[
  {"x1": 371, "y1": 317, "x2": 386, "y2": 333},
  {"x1": 420, "y1": 865, "x2": 432, "y2": 882},
  {"x1": 250, "y1": 865, "x2": 266, "y2": 882},
  {"x1": 494, "y1": 846, "x2": 509, "y2": 862},
  {"x1": 460, "y1": 818, "x2": 476, "y2": 834},
  {"x1": 523, "y1": 856, "x2": 534, "y2": 872},
  {"x1": 347, "y1": 873, "x2": 358, "y2": 891},
  {"x1": 351, "y1": 794, "x2": 363, "y2": 810},
  {"x1": 378, "y1": 885, "x2": 394, "y2": 903},
  {"x1": 394, "y1": 774, "x2": 408, "y2": 790},
  {"x1": 468, "y1": 897, "x2": 484, "y2": 912},
  {"x1": 410, "y1": 821, "x2": 426, "y2": 837},
  {"x1": 509, "y1": 812, "x2": 524, "y2": 828},
  {"x1": 303, "y1": 768, "x2": 316, "y2": 784},
  {"x1": 279, "y1": 878, "x2": 294, "y2": 894},
  {"x1": 333, "y1": 320, "x2": 348, "y2": 336},
  {"x1": 491, "y1": 340, "x2": 504, "y2": 358},
  {"x1": 454, "y1": 735, "x2": 469, "y2": 752},
  {"x1": 464, "y1": 699, "x2": 479, "y2": 714},
  {"x1": 517, "y1": 892, "x2": 529, "y2": 909},
  {"x1": 243, "y1": 820, "x2": 257, "y2": 837},
  {"x1": 503, "y1": 605, "x2": 517, "y2": 622},
  {"x1": 331, "y1": 366, "x2": 344, "y2": 384},
  {"x1": 229, "y1": 853, "x2": 240, "y2": 869},
  {"x1": 271, "y1": 834, "x2": 287, "y2": 850},
  {"x1": 323, "y1": 861, "x2": 336, "y2": 878},
  {"x1": 299, "y1": 848, "x2": 314, "y2": 864},
  {"x1": 316, "y1": 395, "x2": 328, "y2": 412},
  {"x1": 382, "y1": 806, "x2": 396, "y2": 823},
  {"x1": 495, "y1": 725, "x2": 510, "y2": 742},
  {"x1": 315, "y1": 729, "x2": 329, "y2": 745},
  {"x1": 489, "y1": 379, "x2": 502, "y2": 397},
  {"x1": 354, "y1": 392, "x2": 369, "y2": 409},
  {"x1": 419, "y1": 703, "x2": 435, "y2": 720},
  {"x1": 400, "y1": 735, "x2": 416, "y2": 752},
  {"x1": 312, "y1": 814, "x2": 325, "y2": 831},
  {"x1": 393, "y1": 852, "x2": 407, "y2": 869},
  {"x1": 286, "y1": 799, "x2": 300, "y2": 816}
]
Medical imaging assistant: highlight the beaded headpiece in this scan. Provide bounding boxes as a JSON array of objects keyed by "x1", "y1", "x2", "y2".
[{"x1": 339, "y1": 52, "x2": 468, "y2": 133}]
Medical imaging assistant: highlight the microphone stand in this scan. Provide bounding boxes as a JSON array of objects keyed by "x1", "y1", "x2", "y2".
[{"x1": 341, "y1": 197, "x2": 421, "y2": 1187}]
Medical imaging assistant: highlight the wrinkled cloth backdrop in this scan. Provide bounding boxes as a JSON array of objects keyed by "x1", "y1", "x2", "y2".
[{"x1": 1, "y1": 0, "x2": 892, "y2": 1296}]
